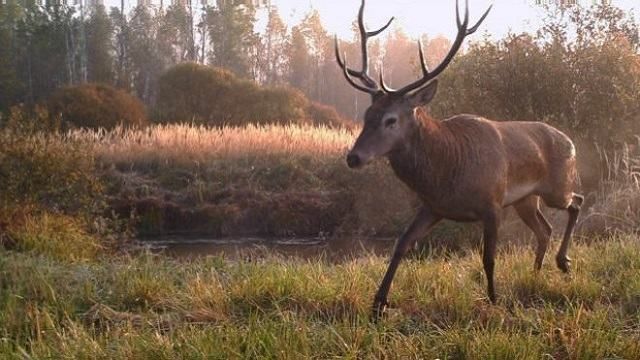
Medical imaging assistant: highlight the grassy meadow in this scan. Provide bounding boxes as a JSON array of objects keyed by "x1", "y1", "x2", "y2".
[
  {"x1": 1, "y1": 235, "x2": 639, "y2": 358},
  {"x1": 1, "y1": 123, "x2": 640, "y2": 358}
]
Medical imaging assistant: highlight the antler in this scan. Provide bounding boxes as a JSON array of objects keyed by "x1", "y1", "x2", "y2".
[
  {"x1": 335, "y1": 0, "x2": 394, "y2": 98},
  {"x1": 380, "y1": 0, "x2": 492, "y2": 96}
]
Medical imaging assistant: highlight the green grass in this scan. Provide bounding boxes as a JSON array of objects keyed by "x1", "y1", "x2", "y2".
[
  {"x1": 2, "y1": 124, "x2": 640, "y2": 358},
  {"x1": 1, "y1": 235, "x2": 639, "y2": 359}
]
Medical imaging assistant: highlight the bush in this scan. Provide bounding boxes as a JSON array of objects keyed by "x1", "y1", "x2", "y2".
[
  {"x1": 155, "y1": 64, "x2": 236, "y2": 124},
  {"x1": 431, "y1": 3, "x2": 640, "y2": 147},
  {"x1": 47, "y1": 84, "x2": 147, "y2": 130},
  {"x1": 0, "y1": 128, "x2": 124, "y2": 258},
  {"x1": 5, "y1": 213, "x2": 102, "y2": 262},
  {"x1": 306, "y1": 102, "x2": 351, "y2": 128},
  {"x1": 0, "y1": 130, "x2": 103, "y2": 215},
  {"x1": 155, "y1": 63, "x2": 348, "y2": 127}
]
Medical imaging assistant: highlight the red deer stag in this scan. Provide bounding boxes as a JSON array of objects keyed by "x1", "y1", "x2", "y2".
[{"x1": 335, "y1": 0, "x2": 583, "y2": 319}]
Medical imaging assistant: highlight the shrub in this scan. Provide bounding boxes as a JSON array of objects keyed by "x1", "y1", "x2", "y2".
[
  {"x1": 155, "y1": 63, "x2": 236, "y2": 124},
  {"x1": 232, "y1": 84, "x2": 308, "y2": 126},
  {"x1": 47, "y1": 83, "x2": 147, "y2": 130},
  {"x1": 0, "y1": 104, "x2": 62, "y2": 133},
  {"x1": 155, "y1": 63, "x2": 348, "y2": 127},
  {"x1": 431, "y1": 3, "x2": 640, "y2": 147},
  {"x1": 0, "y1": 130, "x2": 103, "y2": 215},
  {"x1": 306, "y1": 102, "x2": 351, "y2": 128},
  {"x1": 5, "y1": 213, "x2": 102, "y2": 262}
]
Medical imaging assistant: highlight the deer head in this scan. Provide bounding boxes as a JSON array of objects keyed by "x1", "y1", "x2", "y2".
[{"x1": 336, "y1": 0, "x2": 491, "y2": 169}]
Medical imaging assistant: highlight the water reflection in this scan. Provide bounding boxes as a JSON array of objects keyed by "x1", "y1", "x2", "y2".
[{"x1": 141, "y1": 237, "x2": 398, "y2": 261}]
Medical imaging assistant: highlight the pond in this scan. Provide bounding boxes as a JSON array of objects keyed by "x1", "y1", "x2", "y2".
[{"x1": 140, "y1": 236, "x2": 399, "y2": 261}]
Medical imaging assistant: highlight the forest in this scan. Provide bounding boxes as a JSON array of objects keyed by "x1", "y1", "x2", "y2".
[{"x1": 1, "y1": 0, "x2": 640, "y2": 358}]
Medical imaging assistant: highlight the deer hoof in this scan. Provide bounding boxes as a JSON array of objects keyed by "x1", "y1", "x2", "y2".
[
  {"x1": 488, "y1": 292, "x2": 497, "y2": 305},
  {"x1": 371, "y1": 298, "x2": 389, "y2": 322},
  {"x1": 556, "y1": 256, "x2": 572, "y2": 273}
]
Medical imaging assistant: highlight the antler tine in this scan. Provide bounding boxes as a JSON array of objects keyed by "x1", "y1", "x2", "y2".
[
  {"x1": 335, "y1": 35, "x2": 347, "y2": 69},
  {"x1": 356, "y1": 0, "x2": 394, "y2": 89},
  {"x1": 335, "y1": 36, "x2": 376, "y2": 90},
  {"x1": 335, "y1": 0, "x2": 394, "y2": 97},
  {"x1": 368, "y1": 16, "x2": 395, "y2": 37},
  {"x1": 379, "y1": 64, "x2": 393, "y2": 93},
  {"x1": 463, "y1": 0, "x2": 470, "y2": 28},
  {"x1": 389, "y1": 0, "x2": 491, "y2": 96},
  {"x1": 468, "y1": 4, "x2": 492, "y2": 34},
  {"x1": 417, "y1": 39, "x2": 430, "y2": 76},
  {"x1": 340, "y1": 52, "x2": 380, "y2": 96}
]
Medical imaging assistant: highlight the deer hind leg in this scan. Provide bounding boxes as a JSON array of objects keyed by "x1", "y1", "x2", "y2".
[
  {"x1": 514, "y1": 196, "x2": 553, "y2": 271},
  {"x1": 556, "y1": 194, "x2": 584, "y2": 273},
  {"x1": 372, "y1": 208, "x2": 440, "y2": 321}
]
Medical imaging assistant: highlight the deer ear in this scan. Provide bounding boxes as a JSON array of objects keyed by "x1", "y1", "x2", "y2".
[{"x1": 408, "y1": 80, "x2": 438, "y2": 107}]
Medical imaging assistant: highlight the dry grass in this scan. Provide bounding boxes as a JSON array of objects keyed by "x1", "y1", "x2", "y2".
[
  {"x1": 579, "y1": 142, "x2": 640, "y2": 235},
  {"x1": 70, "y1": 124, "x2": 416, "y2": 238},
  {"x1": 71, "y1": 124, "x2": 356, "y2": 167},
  {"x1": 65, "y1": 123, "x2": 640, "y2": 240}
]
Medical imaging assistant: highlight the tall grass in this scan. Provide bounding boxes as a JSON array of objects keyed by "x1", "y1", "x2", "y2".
[
  {"x1": 579, "y1": 141, "x2": 640, "y2": 235},
  {"x1": 66, "y1": 123, "x2": 640, "y2": 239},
  {"x1": 72, "y1": 124, "x2": 416, "y2": 238},
  {"x1": 72, "y1": 123, "x2": 355, "y2": 168}
]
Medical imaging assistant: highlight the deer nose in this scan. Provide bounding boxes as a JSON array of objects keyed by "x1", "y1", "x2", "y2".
[{"x1": 346, "y1": 153, "x2": 362, "y2": 169}]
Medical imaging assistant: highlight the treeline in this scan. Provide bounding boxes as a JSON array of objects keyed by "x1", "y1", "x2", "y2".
[
  {"x1": 0, "y1": 1, "x2": 639, "y2": 144},
  {"x1": 0, "y1": 0, "x2": 453, "y2": 120},
  {"x1": 432, "y1": 4, "x2": 640, "y2": 146}
]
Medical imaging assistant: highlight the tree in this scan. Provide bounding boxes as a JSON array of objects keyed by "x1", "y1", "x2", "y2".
[
  {"x1": 15, "y1": 4, "x2": 80, "y2": 102},
  {"x1": 0, "y1": 1, "x2": 25, "y2": 110},
  {"x1": 85, "y1": 5, "x2": 113, "y2": 83},
  {"x1": 287, "y1": 25, "x2": 309, "y2": 93},
  {"x1": 128, "y1": 5, "x2": 164, "y2": 104},
  {"x1": 260, "y1": 5, "x2": 288, "y2": 84},
  {"x1": 295, "y1": 10, "x2": 330, "y2": 102},
  {"x1": 161, "y1": 4, "x2": 196, "y2": 64},
  {"x1": 110, "y1": 5, "x2": 131, "y2": 89},
  {"x1": 207, "y1": 0, "x2": 257, "y2": 78}
]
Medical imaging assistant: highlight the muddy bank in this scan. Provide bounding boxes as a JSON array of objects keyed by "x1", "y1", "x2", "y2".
[
  {"x1": 113, "y1": 190, "x2": 353, "y2": 238},
  {"x1": 105, "y1": 160, "x2": 418, "y2": 240}
]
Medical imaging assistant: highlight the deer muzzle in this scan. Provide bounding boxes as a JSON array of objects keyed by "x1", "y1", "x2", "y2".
[{"x1": 346, "y1": 153, "x2": 364, "y2": 169}]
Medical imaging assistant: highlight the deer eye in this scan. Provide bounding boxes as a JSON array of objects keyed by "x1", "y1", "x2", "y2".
[{"x1": 384, "y1": 117, "x2": 397, "y2": 128}]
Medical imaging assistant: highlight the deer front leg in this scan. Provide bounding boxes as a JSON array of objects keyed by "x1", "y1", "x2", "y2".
[
  {"x1": 482, "y1": 209, "x2": 500, "y2": 304},
  {"x1": 372, "y1": 208, "x2": 440, "y2": 320}
]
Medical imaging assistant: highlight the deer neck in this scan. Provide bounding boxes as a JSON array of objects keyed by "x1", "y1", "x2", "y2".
[{"x1": 387, "y1": 112, "x2": 458, "y2": 198}]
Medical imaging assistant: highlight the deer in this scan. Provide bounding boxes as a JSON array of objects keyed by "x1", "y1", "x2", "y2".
[{"x1": 335, "y1": 0, "x2": 584, "y2": 319}]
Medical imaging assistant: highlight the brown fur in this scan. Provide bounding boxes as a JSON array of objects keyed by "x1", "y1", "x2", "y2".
[
  {"x1": 338, "y1": 0, "x2": 582, "y2": 321},
  {"x1": 388, "y1": 112, "x2": 578, "y2": 220},
  {"x1": 351, "y1": 93, "x2": 583, "y2": 320}
]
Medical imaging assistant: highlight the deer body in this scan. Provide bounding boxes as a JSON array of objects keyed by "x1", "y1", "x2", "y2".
[
  {"x1": 336, "y1": 0, "x2": 583, "y2": 320},
  {"x1": 388, "y1": 113, "x2": 578, "y2": 220}
]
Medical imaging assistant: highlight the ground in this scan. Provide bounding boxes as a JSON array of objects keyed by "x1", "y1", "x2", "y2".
[{"x1": 1, "y1": 235, "x2": 639, "y2": 359}]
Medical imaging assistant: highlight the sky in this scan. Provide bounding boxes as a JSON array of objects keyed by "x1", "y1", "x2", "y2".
[
  {"x1": 266, "y1": 0, "x2": 640, "y2": 40},
  {"x1": 103, "y1": 0, "x2": 640, "y2": 41}
]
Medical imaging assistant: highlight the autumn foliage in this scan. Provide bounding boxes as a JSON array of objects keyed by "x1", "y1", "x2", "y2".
[
  {"x1": 47, "y1": 84, "x2": 147, "y2": 130},
  {"x1": 154, "y1": 63, "x2": 348, "y2": 127}
]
